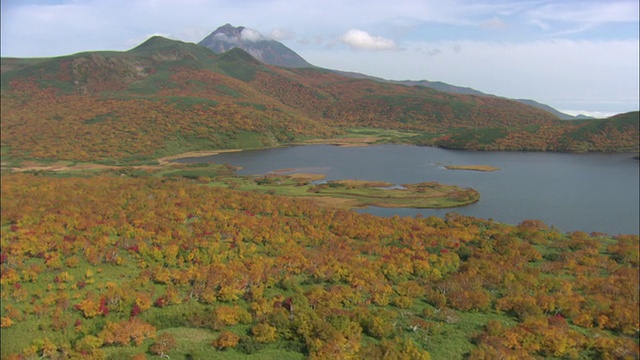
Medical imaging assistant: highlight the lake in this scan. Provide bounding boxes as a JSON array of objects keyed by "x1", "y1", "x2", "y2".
[{"x1": 175, "y1": 145, "x2": 639, "y2": 235}]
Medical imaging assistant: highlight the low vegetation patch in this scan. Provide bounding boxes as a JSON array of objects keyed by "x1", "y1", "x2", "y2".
[{"x1": 444, "y1": 165, "x2": 500, "y2": 172}]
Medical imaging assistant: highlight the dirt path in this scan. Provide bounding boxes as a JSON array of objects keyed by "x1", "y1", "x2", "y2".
[{"x1": 156, "y1": 149, "x2": 243, "y2": 164}]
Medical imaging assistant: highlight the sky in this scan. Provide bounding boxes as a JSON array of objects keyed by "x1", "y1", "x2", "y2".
[{"x1": 1, "y1": 0, "x2": 639, "y2": 117}]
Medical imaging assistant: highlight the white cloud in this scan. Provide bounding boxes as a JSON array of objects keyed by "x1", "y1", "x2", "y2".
[
  {"x1": 213, "y1": 33, "x2": 237, "y2": 43},
  {"x1": 340, "y1": 29, "x2": 396, "y2": 51},
  {"x1": 240, "y1": 28, "x2": 264, "y2": 42},
  {"x1": 270, "y1": 27, "x2": 294, "y2": 41}
]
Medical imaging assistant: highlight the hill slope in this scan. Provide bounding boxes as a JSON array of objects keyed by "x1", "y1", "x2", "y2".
[{"x1": 0, "y1": 36, "x2": 637, "y2": 163}]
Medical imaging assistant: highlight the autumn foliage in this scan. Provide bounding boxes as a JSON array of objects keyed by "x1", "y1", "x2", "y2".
[
  {"x1": 0, "y1": 36, "x2": 638, "y2": 359},
  {"x1": 0, "y1": 172, "x2": 637, "y2": 358}
]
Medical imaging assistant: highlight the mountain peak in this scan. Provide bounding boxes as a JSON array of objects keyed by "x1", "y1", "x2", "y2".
[
  {"x1": 132, "y1": 35, "x2": 176, "y2": 50},
  {"x1": 217, "y1": 23, "x2": 244, "y2": 34},
  {"x1": 198, "y1": 23, "x2": 313, "y2": 68},
  {"x1": 208, "y1": 23, "x2": 247, "y2": 41}
]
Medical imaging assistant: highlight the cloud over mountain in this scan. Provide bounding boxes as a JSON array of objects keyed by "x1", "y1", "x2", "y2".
[
  {"x1": 240, "y1": 28, "x2": 265, "y2": 42},
  {"x1": 270, "y1": 28, "x2": 294, "y2": 41},
  {"x1": 340, "y1": 29, "x2": 397, "y2": 50}
]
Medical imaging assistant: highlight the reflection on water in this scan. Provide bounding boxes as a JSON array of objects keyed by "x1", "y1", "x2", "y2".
[{"x1": 175, "y1": 145, "x2": 639, "y2": 235}]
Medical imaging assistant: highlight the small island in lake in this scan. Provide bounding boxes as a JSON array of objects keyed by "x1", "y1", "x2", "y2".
[
  {"x1": 231, "y1": 174, "x2": 480, "y2": 209},
  {"x1": 445, "y1": 165, "x2": 500, "y2": 172}
]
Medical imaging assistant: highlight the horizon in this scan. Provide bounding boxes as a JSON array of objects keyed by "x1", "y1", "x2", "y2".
[{"x1": 1, "y1": 0, "x2": 638, "y2": 118}]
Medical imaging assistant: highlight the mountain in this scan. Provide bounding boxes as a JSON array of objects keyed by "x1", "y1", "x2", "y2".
[
  {"x1": 198, "y1": 23, "x2": 313, "y2": 68},
  {"x1": 1, "y1": 36, "x2": 636, "y2": 163}
]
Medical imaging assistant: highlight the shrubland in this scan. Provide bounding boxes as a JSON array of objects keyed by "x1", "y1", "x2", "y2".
[{"x1": 1, "y1": 172, "x2": 638, "y2": 359}]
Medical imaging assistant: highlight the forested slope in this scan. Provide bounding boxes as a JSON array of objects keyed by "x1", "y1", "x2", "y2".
[{"x1": 1, "y1": 36, "x2": 637, "y2": 164}]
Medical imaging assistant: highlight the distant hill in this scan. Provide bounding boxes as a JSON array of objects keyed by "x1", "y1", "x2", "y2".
[
  {"x1": 558, "y1": 111, "x2": 640, "y2": 152},
  {"x1": 198, "y1": 23, "x2": 313, "y2": 68},
  {"x1": 387, "y1": 80, "x2": 594, "y2": 120},
  {"x1": 515, "y1": 99, "x2": 593, "y2": 120},
  {"x1": 332, "y1": 71, "x2": 591, "y2": 120},
  {"x1": 0, "y1": 36, "x2": 636, "y2": 163},
  {"x1": 389, "y1": 79, "x2": 489, "y2": 97}
]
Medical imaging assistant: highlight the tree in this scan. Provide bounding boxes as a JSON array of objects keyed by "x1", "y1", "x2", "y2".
[
  {"x1": 251, "y1": 323, "x2": 277, "y2": 343},
  {"x1": 149, "y1": 333, "x2": 177, "y2": 358},
  {"x1": 212, "y1": 331, "x2": 240, "y2": 350},
  {"x1": 99, "y1": 318, "x2": 156, "y2": 346}
]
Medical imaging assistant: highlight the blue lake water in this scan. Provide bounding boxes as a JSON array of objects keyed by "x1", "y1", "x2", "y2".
[{"x1": 175, "y1": 145, "x2": 639, "y2": 235}]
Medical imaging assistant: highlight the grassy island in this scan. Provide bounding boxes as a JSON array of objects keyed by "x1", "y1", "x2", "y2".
[
  {"x1": 213, "y1": 173, "x2": 479, "y2": 209},
  {"x1": 305, "y1": 179, "x2": 479, "y2": 209},
  {"x1": 444, "y1": 165, "x2": 500, "y2": 172}
]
